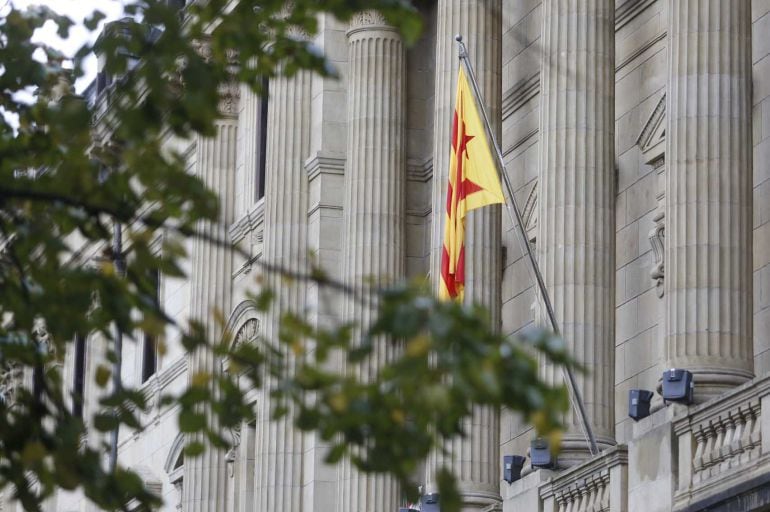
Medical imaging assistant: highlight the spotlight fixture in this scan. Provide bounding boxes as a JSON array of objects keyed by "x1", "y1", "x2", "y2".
[
  {"x1": 661, "y1": 368, "x2": 694, "y2": 404},
  {"x1": 628, "y1": 389, "x2": 654, "y2": 421},
  {"x1": 530, "y1": 438, "x2": 555, "y2": 469},
  {"x1": 503, "y1": 455, "x2": 526, "y2": 483},
  {"x1": 420, "y1": 493, "x2": 440, "y2": 512}
]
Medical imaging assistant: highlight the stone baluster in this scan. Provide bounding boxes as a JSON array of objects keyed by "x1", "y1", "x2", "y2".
[
  {"x1": 720, "y1": 416, "x2": 735, "y2": 467},
  {"x1": 337, "y1": 11, "x2": 406, "y2": 512},
  {"x1": 583, "y1": 485, "x2": 593, "y2": 512},
  {"x1": 711, "y1": 422, "x2": 725, "y2": 475},
  {"x1": 426, "y1": 0, "x2": 502, "y2": 507},
  {"x1": 750, "y1": 403, "x2": 762, "y2": 452},
  {"x1": 182, "y1": 84, "x2": 239, "y2": 512},
  {"x1": 730, "y1": 411, "x2": 744, "y2": 455},
  {"x1": 702, "y1": 425, "x2": 715, "y2": 470},
  {"x1": 600, "y1": 480, "x2": 610, "y2": 511},
  {"x1": 664, "y1": 0, "x2": 754, "y2": 402},
  {"x1": 254, "y1": 68, "x2": 312, "y2": 512},
  {"x1": 741, "y1": 407, "x2": 755, "y2": 464},
  {"x1": 692, "y1": 428, "x2": 705, "y2": 479},
  {"x1": 565, "y1": 488, "x2": 580, "y2": 512},
  {"x1": 538, "y1": 0, "x2": 617, "y2": 464}
]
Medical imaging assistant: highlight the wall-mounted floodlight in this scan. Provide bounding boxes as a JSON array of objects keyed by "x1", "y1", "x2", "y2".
[
  {"x1": 661, "y1": 368, "x2": 694, "y2": 404},
  {"x1": 503, "y1": 455, "x2": 526, "y2": 483},
  {"x1": 530, "y1": 438, "x2": 555, "y2": 469},
  {"x1": 628, "y1": 389, "x2": 655, "y2": 421}
]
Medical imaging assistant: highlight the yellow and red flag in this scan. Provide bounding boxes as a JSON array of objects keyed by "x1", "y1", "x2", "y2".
[{"x1": 440, "y1": 67, "x2": 505, "y2": 301}]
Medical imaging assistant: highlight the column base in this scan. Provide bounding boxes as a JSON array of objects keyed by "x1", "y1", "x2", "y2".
[
  {"x1": 555, "y1": 433, "x2": 616, "y2": 469},
  {"x1": 422, "y1": 482, "x2": 502, "y2": 512},
  {"x1": 457, "y1": 485, "x2": 502, "y2": 512}
]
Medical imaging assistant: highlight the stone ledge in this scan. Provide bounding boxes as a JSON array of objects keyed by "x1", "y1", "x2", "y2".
[{"x1": 229, "y1": 198, "x2": 265, "y2": 245}]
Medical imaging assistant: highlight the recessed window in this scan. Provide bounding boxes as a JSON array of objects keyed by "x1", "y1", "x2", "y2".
[
  {"x1": 141, "y1": 268, "x2": 160, "y2": 383},
  {"x1": 73, "y1": 333, "x2": 86, "y2": 418},
  {"x1": 256, "y1": 77, "x2": 269, "y2": 200}
]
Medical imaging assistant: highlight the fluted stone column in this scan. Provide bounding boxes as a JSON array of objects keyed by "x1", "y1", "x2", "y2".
[
  {"x1": 664, "y1": 0, "x2": 754, "y2": 402},
  {"x1": 182, "y1": 85, "x2": 239, "y2": 512},
  {"x1": 537, "y1": 0, "x2": 616, "y2": 465},
  {"x1": 253, "y1": 69, "x2": 311, "y2": 512},
  {"x1": 338, "y1": 11, "x2": 406, "y2": 512},
  {"x1": 427, "y1": 2, "x2": 502, "y2": 508}
]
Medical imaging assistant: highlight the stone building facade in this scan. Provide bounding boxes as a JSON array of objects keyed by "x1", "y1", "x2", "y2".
[{"x1": 37, "y1": 0, "x2": 770, "y2": 510}]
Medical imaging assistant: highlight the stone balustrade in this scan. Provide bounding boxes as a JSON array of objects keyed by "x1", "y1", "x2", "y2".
[
  {"x1": 673, "y1": 376, "x2": 770, "y2": 510},
  {"x1": 554, "y1": 470, "x2": 610, "y2": 512},
  {"x1": 539, "y1": 446, "x2": 628, "y2": 512}
]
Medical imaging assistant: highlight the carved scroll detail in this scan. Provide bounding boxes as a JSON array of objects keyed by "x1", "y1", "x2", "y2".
[{"x1": 649, "y1": 209, "x2": 665, "y2": 298}]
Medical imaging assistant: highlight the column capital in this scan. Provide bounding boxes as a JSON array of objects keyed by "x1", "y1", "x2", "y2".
[
  {"x1": 217, "y1": 81, "x2": 240, "y2": 117},
  {"x1": 347, "y1": 10, "x2": 398, "y2": 38}
]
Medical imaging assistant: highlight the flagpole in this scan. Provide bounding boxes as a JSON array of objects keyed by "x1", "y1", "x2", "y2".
[{"x1": 454, "y1": 35, "x2": 599, "y2": 457}]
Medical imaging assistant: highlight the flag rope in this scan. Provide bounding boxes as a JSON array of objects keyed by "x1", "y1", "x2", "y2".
[{"x1": 454, "y1": 35, "x2": 599, "y2": 457}]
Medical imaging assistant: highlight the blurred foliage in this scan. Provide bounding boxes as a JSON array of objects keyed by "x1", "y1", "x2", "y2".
[{"x1": 0, "y1": 1, "x2": 570, "y2": 511}]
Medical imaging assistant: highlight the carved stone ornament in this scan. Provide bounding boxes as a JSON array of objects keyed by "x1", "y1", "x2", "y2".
[
  {"x1": 649, "y1": 209, "x2": 665, "y2": 298},
  {"x1": 0, "y1": 363, "x2": 23, "y2": 406},
  {"x1": 233, "y1": 318, "x2": 259, "y2": 348},
  {"x1": 350, "y1": 10, "x2": 389, "y2": 29},
  {"x1": 218, "y1": 81, "x2": 241, "y2": 116},
  {"x1": 225, "y1": 423, "x2": 242, "y2": 477}
]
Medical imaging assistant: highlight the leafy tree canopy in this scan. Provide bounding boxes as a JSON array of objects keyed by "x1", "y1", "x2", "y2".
[{"x1": 0, "y1": 1, "x2": 570, "y2": 510}]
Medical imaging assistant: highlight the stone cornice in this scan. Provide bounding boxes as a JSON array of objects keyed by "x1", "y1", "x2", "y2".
[
  {"x1": 616, "y1": 31, "x2": 666, "y2": 73},
  {"x1": 521, "y1": 181, "x2": 538, "y2": 234},
  {"x1": 636, "y1": 93, "x2": 666, "y2": 165},
  {"x1": 229, "y1": 198, "x2": 265, "y2": 245},
  {"x1": 157, "y1": 354, "x2": 187, "y2": 389},
  {"x1": 503, "y1": 128, "x2": 538, "y2": 159},
  {"x1": 407, "y1": 157, "x2": 432, "y2": 183},
  {"x1": 616, "y1": 0, "x2": 658, "y2": 31},
  {"x1": 305, "y1": 153, "x2": 345, "y2": 182},
  {"x1": 502, "y1": 73, "x2": 540, "y2": 121}
]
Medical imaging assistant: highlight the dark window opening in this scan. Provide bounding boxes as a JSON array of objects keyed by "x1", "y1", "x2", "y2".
[
  {"x1": 141, "y1": 268, "x2": 160, "y2": 383},
  {"x1": 73, "y1": 333, "x2": 86, "y2": 418},
  {"x1": 257, "y1": 77, "x2": 269, "y2": 200}
]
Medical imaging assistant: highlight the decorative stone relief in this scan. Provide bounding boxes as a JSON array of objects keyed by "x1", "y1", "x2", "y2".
[
  {"x1": 649, "y1": 208, "x2": 665, "y2": 298},
  {"x1": 0, "y1": 363, "x2": 22, "y2": 406},
  {"x1": 233, "y1": 318, "x2": 259, "y2": 348},
  {"x1": 350, "y1": 10, "x2": 389, "y2": 29},
  {"x1": 225, "y1": 423, "x2": 241, "y2": 476},
  {"x1": 173, "y1": 481, "x2": 183, "y2": 511},
  {"x1": 638, "y1": 96, "x2": 667, "y2": 299},
  {"x1": 218, "y1": 81, "x2": 240, "y2": 116}
]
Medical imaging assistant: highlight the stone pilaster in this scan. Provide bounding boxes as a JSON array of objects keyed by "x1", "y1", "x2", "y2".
[
  {"x1": 235, "y1": 85, "x2": 260, "y2": 216},
  {"x1": 338, "y1": 11, "x2": 406, "y2": 512},
  {"x1": 664, "y1": 0, "x2": 754, "y2": 401},
  {"x1": 537, "y1": 0, "x2": 616, "y2": 465},
  {"x1": 253, "y1": 69, "x2": 312, "y2": 512},
  {"x1": 182, "y1": 85, "x2": 239, "y2": 512},
  {"x1": 427, "y1": 1, "x2": 502, "y2": 507}
]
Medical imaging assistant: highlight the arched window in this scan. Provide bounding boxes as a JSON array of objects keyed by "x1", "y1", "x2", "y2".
[{"x1": 164, "y1": 433, "x2": 186, "y2": 511}]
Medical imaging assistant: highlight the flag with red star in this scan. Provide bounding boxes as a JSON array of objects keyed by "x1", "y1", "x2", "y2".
[{"x1": 440, "y1": 66, "x2": 505, "y2": 301}]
